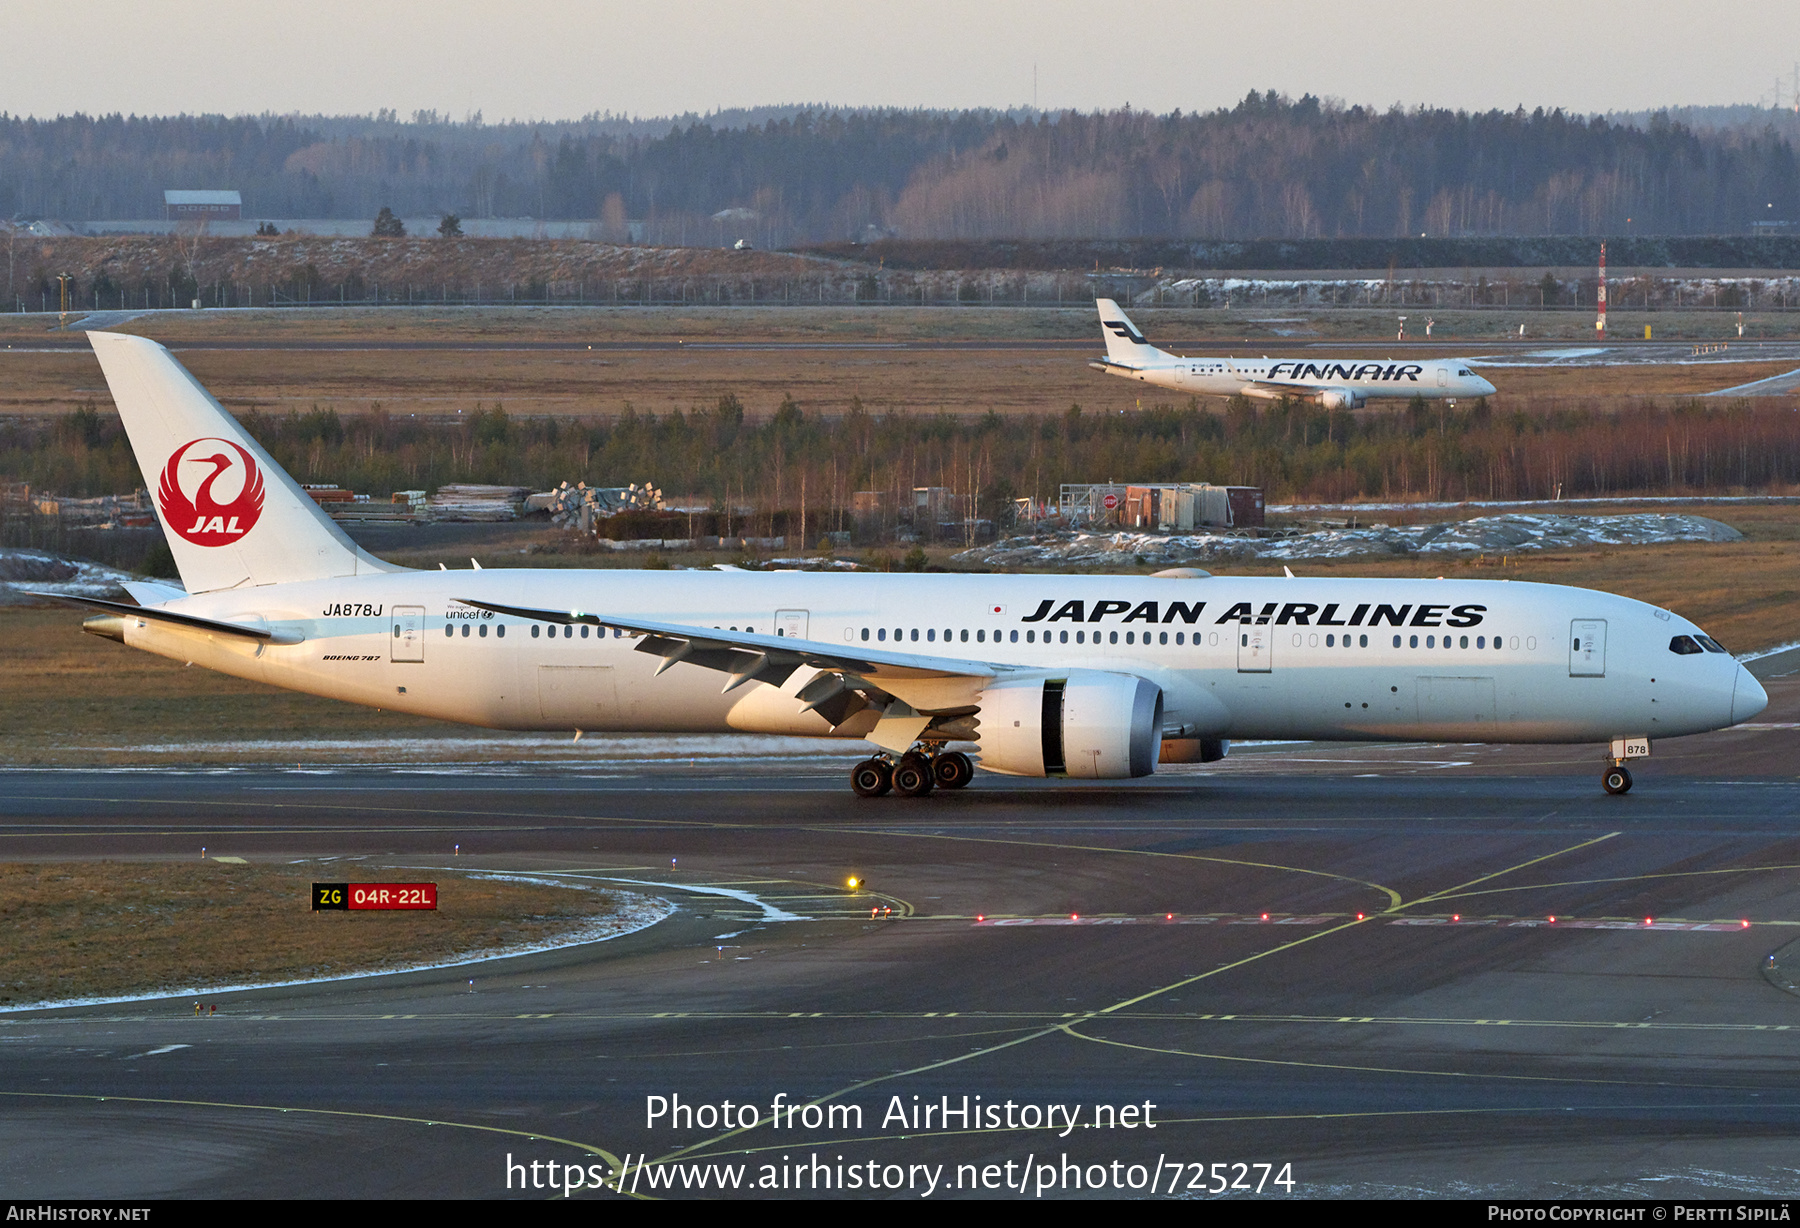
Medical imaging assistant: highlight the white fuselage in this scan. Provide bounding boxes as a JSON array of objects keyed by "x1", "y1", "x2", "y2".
[
  {"x1": 114, "y1": 571, "x2": 1761, "y2": 748},
  {"x1": 1093, "y1": 354, "x2": 1498, "y2": 406}
]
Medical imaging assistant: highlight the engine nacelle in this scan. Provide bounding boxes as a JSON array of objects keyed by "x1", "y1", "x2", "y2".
[
  {"x1": 1316, "y1": 387, "x2": 1366, "y2": 411},
  {"x1": 972, "y1": 671, "x2": 1163, "y2": 779}
]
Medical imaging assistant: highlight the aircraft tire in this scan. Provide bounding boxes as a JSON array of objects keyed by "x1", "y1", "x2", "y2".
[
  {"x1": 1603, "y1": 766, "x2": 1633, "y2": 795},
  {"x1": 892, "y1": 756, "x2": 935, "y2": 798},
  {"x1": 933, "y1": 751, "x2": 975, "y2": 790},
  {"x1": 851, "y1": 759, "x2": 893, "y2": 798}
]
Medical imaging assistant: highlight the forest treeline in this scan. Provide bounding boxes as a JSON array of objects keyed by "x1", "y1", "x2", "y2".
[
  {"x1": 3, "y1": 95, "x2": 1797, "y2": 243},
  {"x1": 810, "y1": 235, "x2": 1800, "y2": 272},
  {"x1": 11, "y1": 396, "x2": 1799, "y2": 525}
]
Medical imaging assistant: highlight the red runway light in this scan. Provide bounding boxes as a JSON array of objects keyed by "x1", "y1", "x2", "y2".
[
  {"x1": 1261, "y1": 913, "x2": 1270, "y2": 921},
  {"x1": 1742, "y1": 919, "x2": 1751, "y2": 928},
  {"x1": 1644, "y1": 917, "x2": 1653, "y2": 926},
  {"x1": 1549, "y1": 915, "x2": 1556, "y2": 923},
  {"x1": 1166, "y1": 913, "x2": 1174, "y2": 921},
  {"x1": 1356, "y1": 912, "x2": 1364, "y2": 921},
  {"x1": 1070, "y1": 913, "x2": 1079, "y2": 921},
  {"x1": 1452, "y1": 914, "x2": 1460, "y2": 922}
]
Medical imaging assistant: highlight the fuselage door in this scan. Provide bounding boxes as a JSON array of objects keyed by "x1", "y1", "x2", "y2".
[
  {"x1": 1237, "y1": 622, "x2": 1272, "y2": 673},
  {"x1": 775, "y1": 609, "x2": 809, "y2": 640},
  {"x1": 391, "y1": 605, "x2": 424, "y2": 663},
  {"x1": 1569, "y1": 619, "x2": 1607, "y2": 677}
]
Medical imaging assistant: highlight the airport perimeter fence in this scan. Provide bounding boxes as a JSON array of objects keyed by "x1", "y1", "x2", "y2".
[{"x1": 12, "y1": 274, "x2": 1800, "y2": 315}]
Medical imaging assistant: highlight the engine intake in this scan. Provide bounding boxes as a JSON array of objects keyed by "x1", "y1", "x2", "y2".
[{"x1": 973, "y1": 671, "x2": 1163, "y2": 778}]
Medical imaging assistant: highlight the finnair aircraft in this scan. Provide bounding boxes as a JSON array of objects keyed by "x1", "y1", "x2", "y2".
[
  {"x1": 53, "y1": 332, "x2": 1760, "y2": 798},
  {"x1": 1091, "y1": 299, "x2": 1497, "y2": 408}
]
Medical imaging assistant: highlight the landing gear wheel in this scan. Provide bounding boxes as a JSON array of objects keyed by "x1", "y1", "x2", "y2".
[
  {"x1": 850, "y1": 759, "x2": 893, "y2": 798},
  {"x1": 892, "y1": 754, "x2": 935, "y2": 797},
  {"x1": 933, "y1": 751, "x2": 974, "y2": 790},
  {"x1": 1603, "y1": 765, "x2": 1633, "y2": 795}
]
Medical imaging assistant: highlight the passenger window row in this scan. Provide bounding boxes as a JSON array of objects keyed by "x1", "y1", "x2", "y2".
[
  {"x1": 527, "y1": 624, "x2": 624, "y2": 639},
  {"x1": 432, "y1": 620, "x2": 1551, "y2": 658},
  {"x1": 1384, "y1": 633, "x2": 1512, "y2": 649},
  {"x1": 443, "y1": 623, "x2": 630, "y2": 640},
  {"x1": 437, "y1": 620, "x2": 1528, "y2": 655},
  {"x1": 849, "y1": 627, "x2": 1522, "y2": 652},
  {"x1": 444, "y1": 623, "x2": 506, "y2": 639},
  {"x1": 856, "y1": 627, "x2": 1204, "y2": 646}
]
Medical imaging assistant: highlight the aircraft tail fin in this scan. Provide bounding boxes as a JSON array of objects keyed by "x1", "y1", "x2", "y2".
[
  {"x1": 87, "y1": 331, "x2": 406, "y2": 594},
  {"x1": 1096, "y1": 298, "x2": 1165, "y2": 367}
]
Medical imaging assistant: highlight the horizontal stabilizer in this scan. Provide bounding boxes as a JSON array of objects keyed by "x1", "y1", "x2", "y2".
[
  {"x1": 26, "y1": 592, "x2": 298, "y2": 642},
  {"x1": 119, "y1": 580, "x2": 188, "y2": 606}
]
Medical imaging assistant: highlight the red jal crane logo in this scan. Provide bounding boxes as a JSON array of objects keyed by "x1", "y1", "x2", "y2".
[{"x1": 158, "y1": 438, "x2": 266, "y2": 546}]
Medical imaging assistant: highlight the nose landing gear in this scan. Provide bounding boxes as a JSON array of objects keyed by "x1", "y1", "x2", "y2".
[
  {"x1": 1602, "y1": 736, "x2": 1648, "y2": 796},
  {"x1": 849, "y1": 747, "x2": 975, "y2": 798}
]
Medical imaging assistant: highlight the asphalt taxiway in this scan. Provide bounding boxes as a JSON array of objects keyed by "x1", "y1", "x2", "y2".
[{"x1": 2, "y1": 681, "x2": 1799, "y2": 1199}]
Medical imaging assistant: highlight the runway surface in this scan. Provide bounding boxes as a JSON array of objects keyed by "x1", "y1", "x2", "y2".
[{"x1": 3, "y1": 684, "x2": 1799, "y2": 1199}]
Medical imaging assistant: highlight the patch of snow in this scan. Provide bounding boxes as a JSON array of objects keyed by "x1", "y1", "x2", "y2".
[
  {"x1": 0, "y1": 549, "x2": 137, "y2": 606},
  {"x1": 955, "y1": 513, "x2": 1743, "y2": 569},
  {"x1": 570, "y1": 876, "x2": 809, "y2": 922}
]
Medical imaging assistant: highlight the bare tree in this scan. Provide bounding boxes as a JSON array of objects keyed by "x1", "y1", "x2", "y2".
[
  {"x1": 3, "y1": 221, "x2": 17, "y2": 311},
  {"x1": 174, "y1": 218, "x2": 208, "y2": 303}
]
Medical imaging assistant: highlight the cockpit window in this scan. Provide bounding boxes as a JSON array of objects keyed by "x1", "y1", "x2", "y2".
[
  {"x1": 1695, "y1": 635, "x2": 1728, "y2": 654},
  {"x1": 1457, "y1": 368, "x2": 1473, "y2": 377},
  {"x1": 1668, "y1": 635, "x2": 1704, "y2": 655}
]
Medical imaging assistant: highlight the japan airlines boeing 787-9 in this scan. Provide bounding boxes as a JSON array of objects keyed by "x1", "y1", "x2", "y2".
[{"x1": 51, "y1": 332, "x2": 1761, "y2": 798}]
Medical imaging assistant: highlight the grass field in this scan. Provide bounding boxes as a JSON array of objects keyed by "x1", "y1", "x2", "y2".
[
  {"x1": 0, "y1": 861, "x2": 639, "y2": 1007},
  {"x1": 2, "y1": 306, "x2": 1795, "y2": 421}
]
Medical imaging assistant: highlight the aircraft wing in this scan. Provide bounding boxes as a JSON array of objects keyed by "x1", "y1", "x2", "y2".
[
  {"x1": 455, "y1": 599, "x2": 1010, "y2": 701},
  {"x1": 1239, "y1": 379, "x2": 1325, "y2": 399}
]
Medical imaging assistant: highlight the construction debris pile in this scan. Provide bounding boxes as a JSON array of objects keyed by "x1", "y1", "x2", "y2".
[
  {"x1": 426, "y1": 484, "x2": 533, "y2": 522},
  {"x1": 6, "y1": 486, "x2": 156, "y2": 529},
  {"x1": 955, "y1": 513, "x2": 1745, "y2": 569},
  {"x1": 533, "y1": 481, "x2": 666, "y2": 533},
  {"x1": 291, "y1": 481, "x2": 672, "y2": 525}
]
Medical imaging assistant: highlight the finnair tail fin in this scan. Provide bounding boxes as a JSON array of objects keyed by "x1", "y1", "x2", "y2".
[
  {"x1": 88, "y1": 332, "x2": 405, "y2": 594},
  {"x1": 1096, "y1": 299, "x2": 1166, "y2": 367}
]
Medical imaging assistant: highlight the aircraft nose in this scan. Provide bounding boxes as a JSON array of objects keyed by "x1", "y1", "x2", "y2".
[
  {"x1": 1478, "y1": 376, "x2": 1497, "y2": 395},
  {"x1": 1732, "y1": 665, "x2": 1769, "y2": 724}
]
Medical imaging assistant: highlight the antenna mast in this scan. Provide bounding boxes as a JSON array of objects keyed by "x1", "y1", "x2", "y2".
[{"x1": 1596, "y1": 242, "x2": 1607, "y2": 339}]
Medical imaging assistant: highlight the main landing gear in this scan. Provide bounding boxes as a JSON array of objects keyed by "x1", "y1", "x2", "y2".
[{"x1": 850, "y1": 748, "x2": 974, "y2": 798}]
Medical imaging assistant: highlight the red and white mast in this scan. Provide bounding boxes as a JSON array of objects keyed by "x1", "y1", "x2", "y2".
[{"x1": 1596, "y1": 242, "x2": 1607, "y2": 338}]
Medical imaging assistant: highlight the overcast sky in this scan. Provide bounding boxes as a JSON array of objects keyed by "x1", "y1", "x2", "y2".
[{"x1": 5, "y1": 1, "x2": 1798, "y2": 121}]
